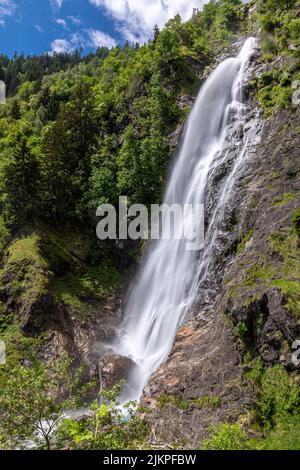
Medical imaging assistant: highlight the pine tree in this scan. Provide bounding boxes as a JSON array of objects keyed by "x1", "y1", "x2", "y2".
[
  {"x1": 2, "y1": 134, "x2": 40, "y2": 227},
  {"x1": 41, "y1": 84, "x2": 97, "y2": 220}
]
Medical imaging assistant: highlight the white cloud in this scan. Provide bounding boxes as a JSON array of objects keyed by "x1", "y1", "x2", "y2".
[
  {"x1": 70, "y1": 32, "x2": 85, "y2": 48},
  {"x1": 51, "y1": 38, "x2": 71, "y2": 53},
  {"x1": 0, "y1": 0, "x2": 16, "y2": 26},
  {"x1": 89, "y1": 0, "x2": 209, "y2": 42},
  {"x1": 67, "y1": 15, "x2": 83, "y2": 26},
  {"x1": 35, "y1": 24, "x2": 43, "y2": 32},
  {"x1": 56, "y1": 17, "x2": 67, "y2": 28},
  {"x1": 50, "y1": 29, "x2": 116, "y2": 54},
  {"x1": 87, "y1": 29, "x2": 116, "y2": 49},
  {"x1": 50, "y1": 0, "x2": 64, "y2": 10}
]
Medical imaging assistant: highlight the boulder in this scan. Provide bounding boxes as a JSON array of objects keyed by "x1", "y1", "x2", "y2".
[{"x1": 99, "y1": 354, "x2": 137, "y2": 390}]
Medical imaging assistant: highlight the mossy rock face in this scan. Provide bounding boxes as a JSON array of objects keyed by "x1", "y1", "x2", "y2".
[
  {"x1": 0, "y1": 225, "x2": 124, "y2": 336},
  {"x1": 51, "y1": 260, "x2": 122, "y2": 310},
  {"x1": 0, "y1": 234, "x2": 52, "y2": 335}
]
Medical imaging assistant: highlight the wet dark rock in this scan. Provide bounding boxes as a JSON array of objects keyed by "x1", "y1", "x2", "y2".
[{"x1": 98, "y1": 354, "x2": 137, "y2": 390}]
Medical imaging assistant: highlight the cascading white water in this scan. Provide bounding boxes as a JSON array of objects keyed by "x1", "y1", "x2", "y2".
[{"x1": 115, "y1": 38, "x2": 258, "y2": 402}]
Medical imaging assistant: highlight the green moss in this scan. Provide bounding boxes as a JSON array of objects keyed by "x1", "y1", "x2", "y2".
[
  {"x1": 202, "y1": 423, "x2": 251, "y2": 450},
  {"x1": 158, "y1": 394, "x2": 190, "y2": 411},
  {"x1": 192, "y1": 395, "x2": 221, "y2": 410},
  {"x1": 43, "y1": 228, "x2": 92, "y2": 269},
  {"x1": 6, "y1": 234, "x2": 48, "y2": 268},
  {"x1": 245, "y1": 264, "x2": 276, "y2": 287},
  {"x1": 246, "y1": 357, "x2": 265, "y2": 383},
  {"x1": 255, "y1": 415, "x2": 300, "y2": 450},
  {"x1": 158, "y1": 393, "x2": 221, "y2": 411},
  {"x1": 248, "y1": 362, "x2": 300, "y2": 427},
  {"x1": 270, "y1": 280, "x2": 300, "y2": 316},
  {"x1": 241, "y1": 359, "x2": 300, "y2": 450},
  {"x1": 43, "y1": 233, "x2": 77, "y2": 268},
  {"x1": 246, "y1": 194, "x2": 259, "y2": 209},
  {"x1": 0, "y1": 324, "x2": 41, "y2": 388},
  {"x1": 268, "y1": 228, "x2": 300, "y2": 315},
  {"x1": 235, "y1": 321, "x2": 248, "y2": 341},
  {"x1": 51, "y1": 258, "x2": 123, "y2": 308},
  {"x1": 272, "y1": 191, "x2": 300, "y2": 207},
  {"x1": 236, "y1": 229, "x2": 254, "y2": 255},
  {"x1": 230, "y1": 224, "x2": 299, "y2": 316},
  {"x1": 0, "y1": 234, "x2": 50, "y2": 313}
]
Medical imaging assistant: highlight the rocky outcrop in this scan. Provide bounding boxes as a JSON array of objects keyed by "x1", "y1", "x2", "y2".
[
  {"x1": 98, "y1": 354, "x2": 137, "y2": 390},
  {"x1": 0, "y1": 233, "x2": 54, "y2": 335}
]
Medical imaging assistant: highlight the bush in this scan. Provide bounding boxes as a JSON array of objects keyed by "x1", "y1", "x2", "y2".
[
  {"x1": 235, "y1": 321, "x2": 248, "y2": 341},
  {"x1": 202, "y1": 423, "x2": 251, "y2": 450},
  {"x1": 57, "y1": 383, "x2": 149, "y2": 450},
  {"x1": 258, "y1": 366, "x2": 300, "y2": 426},
  {"x1": 261, "y1": 34, "x2": 278, "y2": 56}
]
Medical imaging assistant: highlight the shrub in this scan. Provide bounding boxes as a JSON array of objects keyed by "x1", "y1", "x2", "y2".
[
  {"x1": 202, "y1": 423, "x2": 251, "y2": 450},
  {"x1": 235, "y1": 321, "x2": 248, "y2": 341}
]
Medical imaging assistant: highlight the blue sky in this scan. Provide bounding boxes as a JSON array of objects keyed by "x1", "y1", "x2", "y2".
[{"x1": 0, "y1": 0, "x2": 213, "y2": 57}]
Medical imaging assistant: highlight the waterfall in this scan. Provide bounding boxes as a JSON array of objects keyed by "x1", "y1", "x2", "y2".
[{"x1": 114, "y1": 38, "x2": 258, "y2": 402}]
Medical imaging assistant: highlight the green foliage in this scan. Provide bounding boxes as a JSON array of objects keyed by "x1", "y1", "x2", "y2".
[
  {"x1": 245, "y1": 360, "x2": 300, "y2": 449},
  {"x1": 158, "y1": 393, "x2": 221, "y2": 411},
  {"x1": 257, "y1": 366, "x2": 300, "y2": 426},
  {"x1": 40, "y1": 83, "x2": 97, "y2": 221},
  {"x1": 52, "y1": 258, "x2": 123, "y2": 308},
  {"x1": 1, "y1": 131, "x2": 40, "y2": 228},
  {"x1": 192, "y1": 395, "x2": 222, "y2": 409},
  {"x1": 254, "y1": 0, "x2": 299, "y2": 114},
  {"x1": 235, "y1": 321, "x2": 248, "y2": 341},
  {"x1": 257, "y1": 75, "x2": 292, "y2": 115},
  {"x1": 57, "y1": 382, "x2": 149, "y2": 450},
  {"x1": 230, "y1": 222, "x2": 300, "y2": 316},
  {"x1": 0, "y1": 354, "x2": 90, "y2": 450},
  {"x1": 202, "y1": 423, "x2": 251, "y2": 450},
  {"x1": 0, "y1": 234, "x2": 51, "y2": 326},
  {"x1": 247, "y1": 359, "x2": 300, "y2": 444},
  {"x1": 269, "y1": 227, "x2": 300, "y2": 316},
  {"x1": 236, "y1": 229, "x2": 254, "y2": 254},
  {"x1": 273, "y1": 191, "x2": 300, "y2": 206},
  {"x1": 254, "y1": 415, "x2": 300, "y2": 450},
  {"x1": 0, "y1": 0, "x2": 247, "y2": 233},
  {"x1": 158, "y1": 394, "x2": 190, "y2": 410}
]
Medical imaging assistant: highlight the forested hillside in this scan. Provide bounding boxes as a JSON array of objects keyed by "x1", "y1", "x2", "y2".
[{"x1": 0, "y1": 0, "x2": 299, "y2": 451}]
